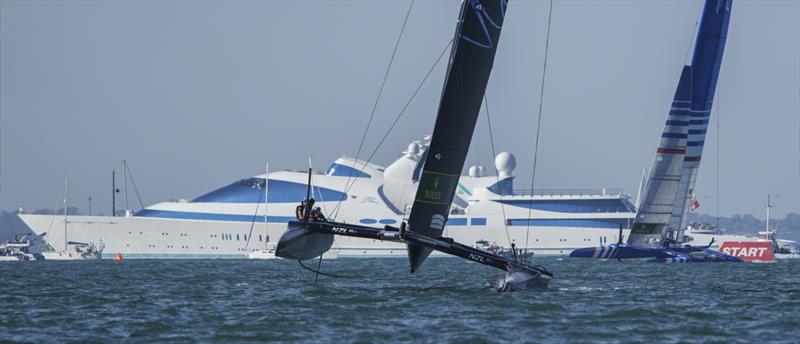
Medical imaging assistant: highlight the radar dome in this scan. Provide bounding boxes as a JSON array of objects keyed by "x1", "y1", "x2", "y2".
[
  {"x1": 495, "y1": 152, "x2": 516, "y2": 178},
  {"x1": 406, "y1": 143, "x2": 420, "y2": 157}
]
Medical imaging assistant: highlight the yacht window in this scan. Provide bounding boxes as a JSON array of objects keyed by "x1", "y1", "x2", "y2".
[
  {"x1": 192, "y1": 178, "x2": 347, "y2": 203},
  {"x1": 327, "y1": 163, "x2": 371, "y2": 178},
  {"x1": 499, "y1": 199, "x2": 633, "y2": 213}
]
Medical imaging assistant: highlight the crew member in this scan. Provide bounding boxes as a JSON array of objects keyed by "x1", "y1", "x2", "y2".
[
  {"x1": 303, "y1": 198, "x2": 316, "y2": 221},
  {"x1": 311, "y1": 207, "x2": 327, "y2": 222},
  {"x1": 295, "y1": 199, "x2": 307, "y2": 221}
]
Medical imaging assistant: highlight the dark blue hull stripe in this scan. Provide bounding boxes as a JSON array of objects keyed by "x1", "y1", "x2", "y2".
[{"x1": 136, "y1": 210, "x2": 628, "y2": 229}]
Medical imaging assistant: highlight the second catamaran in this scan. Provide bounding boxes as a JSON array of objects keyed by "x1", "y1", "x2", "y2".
[{"x1": 570, "y1": 0, "x2": 742, "y2": 262}]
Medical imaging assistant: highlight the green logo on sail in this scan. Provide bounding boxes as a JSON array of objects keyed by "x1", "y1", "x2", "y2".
[{"x1": 416, "y1": 172, "x2": 458, "y2": 205}]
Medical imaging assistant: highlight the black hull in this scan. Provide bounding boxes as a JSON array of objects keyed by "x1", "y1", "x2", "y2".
[{"x1": 275, "y1": 222, "x2": 334, "y2": 260}]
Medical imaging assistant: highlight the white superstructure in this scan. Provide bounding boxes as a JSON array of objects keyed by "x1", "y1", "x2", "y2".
[{"x1": 19, "y1": 139, "x2": 643, "y2": 258}]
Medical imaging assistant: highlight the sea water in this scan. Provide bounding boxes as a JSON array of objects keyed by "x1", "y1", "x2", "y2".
[{"x1": 1, "y1": 258, "x2": 798, "y2": 343}]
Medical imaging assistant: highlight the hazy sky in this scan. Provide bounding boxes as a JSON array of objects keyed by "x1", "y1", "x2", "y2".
[{"x1": 1, "y1": 0, "x2": 798, "y2": 218}]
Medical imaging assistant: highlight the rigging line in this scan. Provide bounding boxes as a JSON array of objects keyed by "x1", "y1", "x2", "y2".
[
  {"x1": 46, "y1": 193, "x2": 62, "y2": 238},
  {"x1": 330, "y1": 38, "x2": 454, "y2": 218},
  {"x1": 124, "y1": 162, "x2": 146, "y2": 211},
  {"x1": 715, "y1": 88, "x2": 720, "y2": 228},
  {"x1": 310, "y1": 162, "x2": 330, "y2": 218},
  {"x1": 484, "y1": 95, "x2": 513, "y2": 253},
  {"x1": 683, "y1": 3, "x2": 702, "y2": 66},
  {"x1": 297, "y1": 259, "x2": 357, "y2": 279},
  {"x1": 341, "y1": 0, "x2": 416, "y2": 209},
  {"x1": 244, "y1": 186, "x2": 264, "y2": 251},
  {"x1": 525, "y1": 0, "x2": 554, "y2": 251}
]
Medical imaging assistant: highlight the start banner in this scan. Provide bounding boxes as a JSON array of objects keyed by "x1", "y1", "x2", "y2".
[{"x1": 719, "y1": 241, "x2": 774, "y2": 262}]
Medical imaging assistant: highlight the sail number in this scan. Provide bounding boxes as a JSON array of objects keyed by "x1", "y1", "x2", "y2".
[
  {"x1": 468, "y1": 253, "x2": 485, "y2": 263},
  {"x1": 332, "y1": 227, "x2": 350, "y2": 234}
]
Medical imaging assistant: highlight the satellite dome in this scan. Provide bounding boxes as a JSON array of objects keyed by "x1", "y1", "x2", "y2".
[
  {"x1": 468, "y1": 166, "x2": 479, "y2": 177},
  {"x1": 495, "y1": 152, "x2": 516, "y2": 178},
  {"x1": 406, "y1": 143, "x2": 420, "y2": 157}
]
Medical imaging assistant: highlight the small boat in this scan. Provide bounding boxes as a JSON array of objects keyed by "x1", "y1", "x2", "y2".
[
  {"x1": 248, "y1": 243, "x2": 339, "y2": 260},
  {"x1": 0, "y1": 236, "x2": 39, "y2": 261},
  {"x1": 758, "y1": 194, "x2": 798, "y2": 259},
  {"x1": 247, "y1": 242, "x2": 279, "y2": 260},
  {"x1": 40, "y1": 175, "x2": 103, "y2": 260},
  {"x1": 41, "y1": 241, "x2": 103, "y2": 260}
]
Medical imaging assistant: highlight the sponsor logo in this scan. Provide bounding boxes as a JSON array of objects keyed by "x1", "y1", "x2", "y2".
[
  {"x1": 719, "y1": 242, "x2": 774, "y2": 262},
  {"x1": 430, "y1": 214, "x2": 445, "y2": 230}
]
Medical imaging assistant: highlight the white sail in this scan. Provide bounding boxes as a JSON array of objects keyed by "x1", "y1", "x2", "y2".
[{"x1": 627, "y1": 66, "x2": 692, "y2": 247}]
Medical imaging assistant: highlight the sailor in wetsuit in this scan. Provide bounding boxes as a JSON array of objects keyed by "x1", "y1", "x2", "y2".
[
  {"x1": 305, "y1": 198, "x2": 315, "y2": 220},
  {"x1": 295, "y1": 199, "x2": 307, "y2": 221},
  {"x1": 311, "y1": 207, "x2": 327, "y2": 222}
]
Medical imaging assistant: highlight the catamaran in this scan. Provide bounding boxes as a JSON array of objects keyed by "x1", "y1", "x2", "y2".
[
  {"x1": 570, "y1": 0, "x2": 745, "y2": 263},
  {"x1": 275, "y1": 0, "x2": 554, "y2": 291}
]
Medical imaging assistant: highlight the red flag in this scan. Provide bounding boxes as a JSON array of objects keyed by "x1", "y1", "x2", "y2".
[{"x1": 690, "y1": 195, "x2": 700, "y2": 211}]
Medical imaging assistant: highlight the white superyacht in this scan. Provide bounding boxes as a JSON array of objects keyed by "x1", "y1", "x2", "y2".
[{"x1": 17, "y1": 138, "x2": 645, "y2": 259}]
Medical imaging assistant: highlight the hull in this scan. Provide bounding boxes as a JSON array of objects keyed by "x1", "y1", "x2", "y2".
[
  {"x1": 41, "y1": 251, "x2": 101, "y2": 260},
  {"x1": 0, "y1": 256, "x2": 25, "y2": 261},
  {"x1": 19, "y1": 213, "x2": 637, "y2": 258},
  {"x1": 247, "y1": 250, "x2": 278, "y2": 260}
]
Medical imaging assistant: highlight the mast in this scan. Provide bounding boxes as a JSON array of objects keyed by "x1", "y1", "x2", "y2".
[
  {"x1": 265, "y1": 162, "x2": 269, "y2": 249},
  {"x1": 112, "y1": 170, "x2": 116, "y2": 217},
  {"x1": 64, "y1": 175, "x2": 68, "y2": 251},
  {"x1": 670, "y1": 0, "x2": 732, "y2": 242},
  {"x1": 123, "y1": 160, "x2": 129, "y2": 213},
  {"x1": 406, "y1": 0, "x2": 509, "y2": 272},
  {"x1": 765, "y1": 193, "x2": 773, "y2": 240}
]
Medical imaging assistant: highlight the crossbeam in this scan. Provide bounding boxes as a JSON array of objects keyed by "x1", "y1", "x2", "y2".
[{"x1": 278, "y1": 220, "x2": 552, "y2": 278}]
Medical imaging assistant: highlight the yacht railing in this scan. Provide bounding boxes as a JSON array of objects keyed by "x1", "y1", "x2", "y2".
[{"x1": 511, "y1": 188, "x2": 624, "y2": 197}]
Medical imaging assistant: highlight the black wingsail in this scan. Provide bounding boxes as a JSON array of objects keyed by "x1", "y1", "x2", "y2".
[{"x1": 406, "y1": 0, "x2": 509, "y2": 272}]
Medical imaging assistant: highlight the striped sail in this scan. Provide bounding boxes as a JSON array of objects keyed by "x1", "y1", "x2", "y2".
[
  {"x1": 627, "y1": 66, "x2": 693, "y2": 246},
  {"x1": 407, "y1": 0, "x2": 509, "y2": 272},
  {"x1": 670, "y1": 0, "x2": 732, "y2": 241}
]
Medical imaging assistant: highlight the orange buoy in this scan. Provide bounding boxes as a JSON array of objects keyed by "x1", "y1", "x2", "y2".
[{"x1": 114, "y1": 252, "x2": 123, "y2": 261}]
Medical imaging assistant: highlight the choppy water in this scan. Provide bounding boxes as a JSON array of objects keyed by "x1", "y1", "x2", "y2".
[{"x1": 1, "y1": 257, "x2": 798, "y2": 343}]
